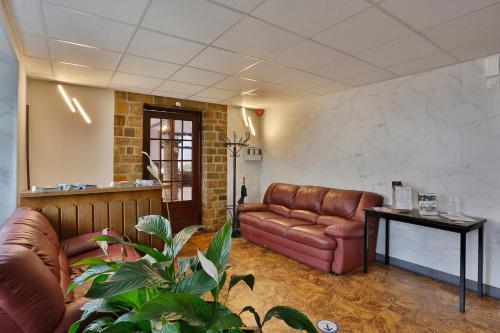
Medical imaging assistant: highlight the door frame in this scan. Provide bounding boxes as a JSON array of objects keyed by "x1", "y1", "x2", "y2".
[{"x1": 142, "y1": 104, "x2": 202, "y2": 225}]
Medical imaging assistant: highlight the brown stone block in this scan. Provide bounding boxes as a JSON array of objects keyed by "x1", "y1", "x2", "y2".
[
  {"x1": 204, "y1": 132, "x2": 216, "y2": 141},
  {"x1": 116, "y1": 101, "x2": 129, "y2": 114},
  {"x1": 114, "y1": 127, "x2": 123, "y2": 136},
  {"x1": 128, "y1": 92, "x2": 153, "y2": 103},
  {"x1": 124, "y1": 127, "x2": 135, "y2": 137},
  {"x1": 115, "y1": 91, "x2": 127, "y2": 101},
  {"x1": 120, "y1": 155, "x2": 142, "y2": 163},
  {"x1": 125, "y1": 115, "x2": 143, "y2": 127},
  {"x1": 115, "y1": 137, "x2": 131, "y2": 146},
  {"x1": 114, "y1": 164, "x2": 130, "y2": 174},
  {"x1": 114, "y1": 115, "x2": 125, "y2": 126},
  {"x1": 131, "y1": 137, "x2": 143, "y2": 147},
  {"x1": 217, "y1": 180, "x2": 227, "y2": 187},
  {"x1": 219, "y1": 194, "x2": 227, "y2": 201},
  {"x1": 129, "y1": 103, "x2": 143, "y2": 115}
]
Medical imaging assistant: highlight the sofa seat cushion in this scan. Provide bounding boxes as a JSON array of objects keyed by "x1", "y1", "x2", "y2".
[
  {"x1": 316, "y1": 215, "x2": 351, "y2": 227},
  {"x1": 240, "y1": 212, "x2": 283, "y2": 228},
  {"x1": 260, "y1": 218, "x2": 312, "y2": 237},
  {"x1": 69, "y1": 243, "x2": 141, "y2": 265},
  {"x1": 286, "y1": 225, "x2": 336, "y2": 250}
]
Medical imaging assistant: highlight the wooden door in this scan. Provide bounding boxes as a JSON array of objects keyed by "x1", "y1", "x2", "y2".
[{"x1": 143, "y1": 105, "x2": 202, "y2": 232}]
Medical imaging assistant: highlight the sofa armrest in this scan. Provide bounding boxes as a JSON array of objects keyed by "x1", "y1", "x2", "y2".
[
  {"x1": 324, "y1": 222, "x2": 365, "y2": 239},
  {"x1": 238, "y1": 203, "x2": 268, "y2": 212},
  {"x1": 60, "y1": 229, "x2": 122, "y2": 258}
]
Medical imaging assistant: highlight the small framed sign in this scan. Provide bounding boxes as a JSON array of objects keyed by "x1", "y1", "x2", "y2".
[
  {"x1": 317, "y1": 320, "x2": 339, "y2": 333},
  {"x1": 418, "y1": 193, "x2": 438, "y2": 216},
  {"x1": 393, "y1": 185, "x2": 413, "y2": 212}
]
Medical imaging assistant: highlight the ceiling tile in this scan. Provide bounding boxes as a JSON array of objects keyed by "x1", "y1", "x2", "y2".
[
  {"x1": 422, "y1": 3, "x2": 500, "y2": 50},
  {"x1": 213, "y1": 17, "x2": 302, "y2": 58},
  {"x1": 169, "y1": 67, "x2": 228, "y2": 86},
  {"x1": 313, "y1": 8, "x2": 412, "y2": 54},
  {"x1": 381, "y1": 0, "x2": 500, "y2": 30},
  {"x1": 214, "y1": 76, "x2": 266, "y2": 92},
  {"x1": 238, "y1": 61, "x2": 292, "y2": 83},
  {"x1": 278, "y1": 70, "x2": 331, "y2": 90},
  {"x1": 44, "y1": 0, "x2": 149, "y2": 24},
  {"x1": 142, "y1": 0, "x2": 243, "y2": 43},
  {"x1": 195, "y1": 87, "x2": 237, "y2": 100},
  {"x1": 387, "y1": 52, "x2": 456, "y2": 75},
  {"x1": 211, "y1": 0, "x2": 263, "y2": 13},
  {"x1": 23, "y1": 56, "x2": 53, "y2": 76},
  {"x1": 6, "y1": 0, "x2": 45, "y2": 35},
  {"x1": 252, "y1": 0, "x2": 370, "y2": 36},
  {"x1": 127, "y1": 29, "x2": 205, "y2": 64},
  {"x1": 52, "y1": 61, "x2": 114, "y2": 84},
  {"x1": 20, "y1": 33, "x2": 49, "y2": 58},
  {"x1": 151, "y1": 90, "x2": 190, "y2": 99},
  {"x1": 191, "y1": 96, "x2": 225, "y2": 104},
  {"x1": 267, "y1": 40, "x2": 346, "y2": 71},
  {"x1": 357, "y1": 34, "x2": 440, "y2": 68},
  {"x1": 111, "y1": 72, "x2": 163, "y2": 89},
  {"x1": 118, "y1": 55, "x2": 181, "y2": 79},
  {"x1": 188, "y1": 47, "x2": 259, "y2": 74},
  {"x1": 340, "y1": 68, "x2": 397, "y2": 86},
  {"x1": 48, "y1": 39, "x2": 121, "y2": 70},
  {"x1": 111, "y1": 85, "x2": 152, "y2": 95},
  {"x1": 42, "y1": 2, "x2": 135, "y2": 51},
  {"x1": 157, "y1": 80, "x2": 206, "y2": 95},
  {"x1": 310, "y1": 56, "x2": 380, "y2": 80},
  {"x1": 307, "y1": 81, "x2": 352, "y2": 95},
  {"x1": 449, "y1": 36, "x2": 500, "y2": 61}
]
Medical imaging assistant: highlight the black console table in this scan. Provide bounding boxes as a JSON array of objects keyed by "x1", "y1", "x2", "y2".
[{"x1": 363, "y1": 208, "x2": 487, "y2": 313}]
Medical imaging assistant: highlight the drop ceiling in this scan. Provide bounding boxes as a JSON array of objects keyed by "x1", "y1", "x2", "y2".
[{"x1": 4, "y1": 0, "x2": 500, "y2": 108}]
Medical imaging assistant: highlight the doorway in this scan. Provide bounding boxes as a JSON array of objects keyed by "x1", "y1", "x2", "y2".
[{"x1": 142, "y1": 104, "x2": 202, "y2": 232}]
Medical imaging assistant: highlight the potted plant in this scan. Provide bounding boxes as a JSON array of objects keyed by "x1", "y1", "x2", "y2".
[{"x1": 68, "y1": 216, "x2": 317, "y2": 333}]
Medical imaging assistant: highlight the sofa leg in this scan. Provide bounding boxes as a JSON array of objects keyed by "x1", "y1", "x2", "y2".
[{"x1": 330, "y1": 272, "x2": 341, "y2": 276}]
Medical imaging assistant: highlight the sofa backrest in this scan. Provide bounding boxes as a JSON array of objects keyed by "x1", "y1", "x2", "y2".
[
  {"x1": 262, "y1": 183, "x2": 383, "y2": 223},
  {"x1": 0, "y1": 207, "x2": 67, "y2": 333}
]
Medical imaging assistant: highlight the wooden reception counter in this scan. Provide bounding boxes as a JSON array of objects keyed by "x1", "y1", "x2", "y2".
[{"x1": 20, "y1": 186, "x2": 163, "y2": 248}]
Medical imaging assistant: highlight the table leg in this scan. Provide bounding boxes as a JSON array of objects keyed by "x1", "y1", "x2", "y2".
[
  {"x1": 385, "y1": 219, "x2": 390, "y2": 265},
  {"x1": 460, "y1": 232, "x2": 466, "y2": 313},
  {"x1": 478, "y1": 226, "x2": 484, "y2": 298},
  {"x1": 363, "y1": 214, "x2": 369, "y2": 273}
]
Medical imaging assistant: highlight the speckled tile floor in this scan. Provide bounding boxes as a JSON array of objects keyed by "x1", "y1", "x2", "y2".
[{"x1": 180, "y1": 232, "x2": 500, "y2": 333}]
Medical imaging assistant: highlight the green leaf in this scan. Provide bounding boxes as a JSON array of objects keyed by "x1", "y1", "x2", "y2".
[
  {"x1": 82, "y1": 317, "x2": 114, "y2": 333},
  {"x1": 263, "y1": 306, "x2": 316, "y2": 333},
  {"x1": 101, "y1": 321, "x2": 141, "y2": 332},
  {"x1": 197, "y1": 250, "x2": 218, "y2": 283},
  {"x1": 86, "y1": 261, "x2": 168, "y2": 298},
  {"x1": 211, "y1": 271, "x2": 227, "y2": 299},
  {"x1": 133, "y1": 293, "x2": 211, "y2": 326},
  {"x1": 129, "y1": 243, "x2": 168, "y2": 262},
  {"x1": 151, "y1": 321, "x2": 180, "y2": 333},
  {"x1": 71, "y1": 257, "x2": 109, "y2": 267},
  {"x1": 206, "y1": 221, "x2": 232, "y2": 270},
  {"x1": 207, "y1": 302, "x2": 243, "y2": 330},
  {"x1": 68, "y1": 321, "x2": 81, "y2": 333},
  {"x1": 80, "y1": 298, "x2": 121, "y2": 321},
  {"x1": 239, "y1": 306, "x2": 262, "y2": 330},
  {"x1": 229, "y1": 274, "x2": 255, "y2": 293},
  {"x1": 172, "y1": 225, "x2": 204, "y2": 257},
  {"x1": 68, "y1": 265, "x2": 113, "y2": 293},
  {"x1": 90, "y1": 235, "x2": 121, "y2": 243},
  {"x1": 174, "y1": 270, "x2": 217, "y2": 296},
  {"x1": 136, "y1": 215, "x2": 172, "y2": 242}
]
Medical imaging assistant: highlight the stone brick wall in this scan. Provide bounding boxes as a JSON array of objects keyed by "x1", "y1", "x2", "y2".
[{"x1": 114, "y1": 91, "x2": 227, "y2": 230}]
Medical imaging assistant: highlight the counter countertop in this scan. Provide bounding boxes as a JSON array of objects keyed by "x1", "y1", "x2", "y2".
[{"x1": 20, "y1": 185, "x2": 163, "y2": 198}]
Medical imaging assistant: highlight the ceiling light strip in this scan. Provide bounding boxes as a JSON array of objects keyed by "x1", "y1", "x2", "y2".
[
  {"x1": 72, "y1": 98, "x2": 92, "y2": 124},
  {"x1": 55, "y1": 39, "x2": 98, "y2": 49},
  {"x1": 248, "y1": 116, "x2": 256, "y2": 136},
  {"x1": 57, "y1": 84, "x2": 76, "y2": 113},
  {"x1": 242, "y1": 107, "x2": 249, "y2": 127}
]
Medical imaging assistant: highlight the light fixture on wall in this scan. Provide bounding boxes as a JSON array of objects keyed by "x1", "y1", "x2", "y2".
[
  {"x1": 57, "y1": 84, "x2": 75, "y2": 113},
  {"x1": 241, "y1": 107, "x2": 249, "y2": 127},
  {"x1": 248, "y1": 116, "x2": 256, "y2": 137},
  {"x1": 72, "y1": 98, "x2": 92, "y2": 124}
]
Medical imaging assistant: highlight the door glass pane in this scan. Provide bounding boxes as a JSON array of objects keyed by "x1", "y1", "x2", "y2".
[
  {"x1": 183, "y1": 121, "x2": 192, "y2": 134},
  {"x1": 182, "y1": 184, "x2": 192, "y2": 201},
  {"x1": 182, "y1": 161, "x2": 192, "y2": 183},
  {"x1": 161, "y1": 162, "x2": 171, "y2": 182},
  {"x1": 172, "y1": 140, "x2": 182, "y2": 161},
  {"x1": 161, "y1": 140, "x2": 170, "y2": 160},
  {"x1": 172, "y1": 182, "x2": 182, "y2": 202},
  {"x1": 150, "y1": 140, "x2": 160, "y2": 160},
  {"x1": 150, "y1": 118, "x2": 161, "y2": 139},
  {"x1": 151, "y1": 161, "x2": 160, "y2": 180},
  {"x1": 172, "y1": 161, "x2": 181, "y2": 182},
  {"x1": 182, "y1": 140, "x2": 192, "y2": 160},
  {"x1": 174, "y1": 120, "x2": 182, "y2": 139},
  {"x1": 161, "y1": 119, "x2": 172, "y2": 139}
]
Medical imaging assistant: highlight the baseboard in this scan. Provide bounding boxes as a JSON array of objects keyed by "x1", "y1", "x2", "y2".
[{"x1": 375, "y1": 253, "x2": 500, "y2": 300}]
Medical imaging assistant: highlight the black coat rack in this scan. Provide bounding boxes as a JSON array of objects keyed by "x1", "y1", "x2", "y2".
[{"x1": 222, "y1": 131, "x2": 250, "y2": 237}]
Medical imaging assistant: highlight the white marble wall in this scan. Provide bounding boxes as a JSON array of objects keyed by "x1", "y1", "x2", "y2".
[
  {"x1": 0, "y1": 23, "x2": 18, "y2": 223},
  {"x1": 260, "y1": 57, "x2": 500, "y2": 288}
]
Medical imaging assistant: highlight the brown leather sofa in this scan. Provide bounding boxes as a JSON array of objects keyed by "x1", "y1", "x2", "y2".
[
  {"x1": 239, "y1": 183, "x2": 383, "y2": 274},
  {"x1": 0, "y1": 207, "x2": 140, "y2": 333}
]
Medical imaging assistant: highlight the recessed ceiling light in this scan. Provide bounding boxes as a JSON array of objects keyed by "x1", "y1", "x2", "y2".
[
  {"x1": 58, "y1": 61, "x2": 89, "y2": 68},
  {"x1": 57, "y1": 84, "x2": 75, "y2": 113},
  {"x1": 56, "y1": 39, "x2": 98, "y2": 49},
  {"x1": 72, "y1": 98, "x2": 92, "y2": 124}
]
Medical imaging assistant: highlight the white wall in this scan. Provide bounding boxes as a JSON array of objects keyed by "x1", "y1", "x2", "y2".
[
  {"x1": 260, "y1": 57, "x2": 500, "y2": 288},
  {"x1": 227, "y1": 106, "x2": 261, "y2": 209},
  {"x1": 0, "y1": 20, "x2": 18, "y2": 223},
  {"x1": 27, "y1": 79, "x2": 114, "y2": 187}
]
